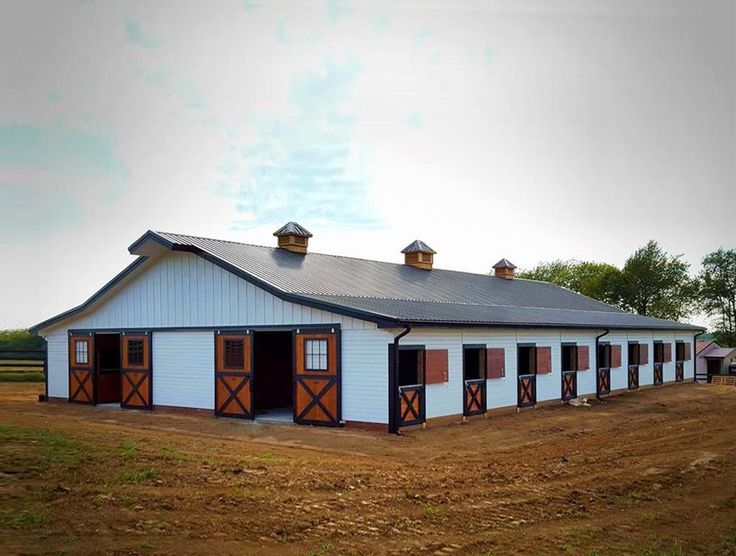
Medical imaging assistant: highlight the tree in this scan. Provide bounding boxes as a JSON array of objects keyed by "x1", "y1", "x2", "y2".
[
  {"x1": 0, "y1": 329, "x2": 45, "y2": 358},
  {"x1": 517, "y1": 260, "x2": 622, "y2": 305},
  {"x1": 698, "y1": 248, "x2": 736, "y2": 347},
  {"x1": 616, "y1": 240, "x2": 696, "y2": 320}
]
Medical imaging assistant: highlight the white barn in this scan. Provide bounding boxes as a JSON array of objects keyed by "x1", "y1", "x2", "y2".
[{"x1": 32, "y1": 223, "x2": 703, "y2": 432}]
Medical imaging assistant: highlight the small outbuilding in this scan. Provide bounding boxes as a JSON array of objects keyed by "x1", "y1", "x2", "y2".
[
  {"x1": 695, "y1": 340, "x2": 736, "y2": 382},
  {"x1": 32, "y1": 223, "x2": 703, "y2": 432}
]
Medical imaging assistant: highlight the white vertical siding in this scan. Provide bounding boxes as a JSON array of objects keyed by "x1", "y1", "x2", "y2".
[
  {"x1": 676, "y1": 331, "x2": 696, "y2": 379},
  {"x1": 50, "y1": 252, "x2": 376, "y2": 332},
  {"x1": 152, "y1": 331, "x2": 214, "y2": 410},
  {"x1": 605, "y1": 331, "x2": 630, "y2": 391},
  {"x1": 341, "y1": 328, "x2": 393, "y2": 424},
  {"x1": 393, "y1": 327, "x2": 694, "y2": 421},
  {"x1": 560, "y1": 330, "x2": 598, "y2": 396},
  {"x1": 46, "y1": 329, "x2": 68, "y2": 398}
]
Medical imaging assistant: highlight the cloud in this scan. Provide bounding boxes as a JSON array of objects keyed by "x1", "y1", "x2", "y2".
[
  {"x1": 217, "y1": 58, "x2": 384, "y2": 230},
  {"x1": 0, "y1": 123, "x2": 128, "y2": 179},
  {"x1": 240, "y1": 0, "x2": 260, "y2": 11},
  {"x1": 125, "y1": 19, "x2": 160, "y2": 49}
]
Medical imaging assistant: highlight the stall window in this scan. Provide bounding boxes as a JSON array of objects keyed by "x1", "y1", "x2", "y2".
[
  {"x1": 127, "y1": 339, "x2": 144, "y2": 366},
  {"x1": 75, "y1": 340, "x2": 88, "y2": 365},
  {"x1": 463, "y1": 346, "x2": 486, "y2": 381},
  {"x1": 597, "y1": 343, "x2": 611, "y2": 369},
  {"x1": 628, "y1": 343, "x2": 640, "y2": 365},
  {"x1": 654, "y1": 342, "x2": 665, "y2": 364},
  {"x1": 305, "y1": 339, "x2": 328, "y2": 371},
  {"x1": 224, "y1": 339, "x2": 244, "y2": 369},
  {"x1": 517, "y1": 345, "x2": 536, "y2": 375},
  {"x1": 675, "y1": 342, "x2": 685, "y2": 362},
  {"x1": 562, "y1": 344, "x2": 578, "y2": 372},
  {"x1": 398, "y1": 348, "x2": 424, "y2": 386}
]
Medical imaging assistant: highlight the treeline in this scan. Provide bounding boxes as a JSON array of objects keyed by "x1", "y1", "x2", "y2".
[
  {"x1": 515, "y1": 242, "x2": 736, "y2": 347},
  {"x1": 0, "y1": 329, "x2": 46, "y2": 354}
]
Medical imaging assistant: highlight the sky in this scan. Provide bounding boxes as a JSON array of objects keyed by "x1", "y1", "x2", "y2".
[{"x1": 1, "y1": 0, "x2": 734, "y2": 329}]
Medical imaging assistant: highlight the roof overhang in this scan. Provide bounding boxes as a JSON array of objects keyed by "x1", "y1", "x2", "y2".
[{"x1": 30, "y1": 256, "x2": 149, "y2": 334}]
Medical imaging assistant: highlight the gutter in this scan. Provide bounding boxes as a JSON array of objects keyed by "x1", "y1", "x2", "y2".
[
  {"x1": 595, "y1": 329, "x2": 610, "y2": 400},
  {"x1": 693, "y1": 330, "x2": 705, "y2": 382},
  {"x1": 388, "y1": 324, "x2": 412, "y2": 435}
]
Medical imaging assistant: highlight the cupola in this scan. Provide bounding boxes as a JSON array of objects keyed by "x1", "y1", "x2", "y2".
[
  {"x1": 492, "y1": 258, "x2": 517, "y2": 279},
  {"x1": 273, "y1": 222, "x2": 312, "y2": 254},
  {"x1": 401, "y1": 240, "x2": 436, "y2": 270}
]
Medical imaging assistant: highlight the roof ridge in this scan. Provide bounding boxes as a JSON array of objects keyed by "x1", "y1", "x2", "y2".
[{"x1": 154, "y1": 230, "x2": 514, "y2": 280}]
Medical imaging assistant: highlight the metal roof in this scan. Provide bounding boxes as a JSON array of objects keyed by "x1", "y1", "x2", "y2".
[
  {"x1": 273, "y1": 222, "x2": 313, "y2": 238},
  {"x1": 401, "y1": 240, "x2": 436, "y2": 254},
  {"x1": 32, "y1": 230, "x2": 704, "y2": 332},
  {"x1": 702, "y1": 347, "x2": 736, "y2": 359},
  {"x1": 125, "y1": 230, "x2": 700, "y2": 331}
]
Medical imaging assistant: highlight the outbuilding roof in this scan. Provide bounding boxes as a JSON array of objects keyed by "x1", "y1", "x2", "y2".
[{"x1": 32, "y1": 230, "x2": 704, "y2": 333}]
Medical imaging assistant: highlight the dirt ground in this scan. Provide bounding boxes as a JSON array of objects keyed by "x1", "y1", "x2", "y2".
[{"x1": 1, "y1": 382, "x2": 735, "y2": 555}]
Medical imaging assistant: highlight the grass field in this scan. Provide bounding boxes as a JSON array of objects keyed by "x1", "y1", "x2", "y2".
[
  {"x1": 0, "y1": 359, "x2": 44, "y2": 382},
  {"x1": 1, "y1": 382, "x2": 735, "y2": 555}
]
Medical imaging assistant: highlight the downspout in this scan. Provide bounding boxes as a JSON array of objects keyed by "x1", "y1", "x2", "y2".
[
  {"x1": 595, "y1": 329, "x2": 610, "y2": 400},
  {"x1": 693, "y1": 330, "x2": 705, "y2": 383},
  {"x1": 388, "y1": 324, "x2": 412, "y2": 435}
]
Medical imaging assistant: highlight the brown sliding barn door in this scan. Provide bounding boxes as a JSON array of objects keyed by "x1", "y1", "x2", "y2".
[
  {"x1": 294, "y1": 329, "x2": 340, "y2": 426},
  {"x1": 215, "y1": 331, "x2": 253, "y2": 419},
  {"x1": 68, "y1": 333, "x2": 95, "y2": 404},
  {"x1": 121, "y1": 332, "x2": 152, "y2": 410}
]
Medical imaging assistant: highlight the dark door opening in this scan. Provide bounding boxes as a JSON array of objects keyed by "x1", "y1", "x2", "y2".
[
  {"x1": 95, "y1": 333, "x2": 121, "y2": 404},
  {"x1": 397, "y1": 346, "x2": 425, "y2": 427},
  {"x1": 517, "y1": 344, "x2": 537, "y2": 407},
  {"x1": 399, "y1": 348, "x2": 424, "y2": 386},
  {"x1": 463, "y1": 345, "x2": 486, "y2": 416},
  {"x1": 253, "y1": 331, "x2": 293, "y2": 419},
  {"x1": 707, "y1": 359, "x2": 722, "y2": 381}
]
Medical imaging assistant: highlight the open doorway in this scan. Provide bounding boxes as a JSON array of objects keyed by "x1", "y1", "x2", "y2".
[
  {"x1": 95, "y1": 333, "x2": 121, "y2": 404},
  {"x1": 253, "y1": 331, "x2": 293, "y2": 421}
]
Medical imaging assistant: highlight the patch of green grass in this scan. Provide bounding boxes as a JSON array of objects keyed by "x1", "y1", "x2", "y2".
[
  {"x1": 119, "y1": 494, "x2": 138, "y2": 508},
  {"x1": 0, "y1": 510, "x2": 45, "y2": 529},
  {"x1": 618, "y1": 490, "x2": 646, "y2": 507},
  {"x1": 564, "y1": 525, "x2": 599, "y2": 541},
  {"x1": 159, "y1": 445, "x2": 192, "y2": 463},
  {"x1": 0, "y1": 423, "x2": 91, "y2": 468},
  {"x1": 0, "y1": 372, "x2": 45, "y2": 382},
  {"x1": 720, "y1": 525, "x2": 736, "y2": 552},
  {"x1": 306, "y1": 542, "x2": 334, "y2": 556},
  {"x1": 639, "y1": 512, "x2": 661, "y2": 524},
  {"x1": 423, "y1": 504, "x2": 441, "y2": 519},
  {"x1": 118, "y1": 441, "x2": 137, "y2": 459},
  {"x1": 120, "y1": 468, "x2": 160, "y2": 483},
  {"x1": 667, "y1": 539, "x2": 683, "y2": 556}
]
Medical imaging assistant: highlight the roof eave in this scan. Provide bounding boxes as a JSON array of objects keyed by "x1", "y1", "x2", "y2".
[{"x1": 31, "y1": 256, "x2": 149, "y2": 335}]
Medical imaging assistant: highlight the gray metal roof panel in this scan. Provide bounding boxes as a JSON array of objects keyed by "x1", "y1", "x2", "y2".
[
  {"x1": 150, "y1": 231, "x2": 702, "y2": 331},
  {"x1": 305, "y1": 296, "x2": 701, "y2": 330}
]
